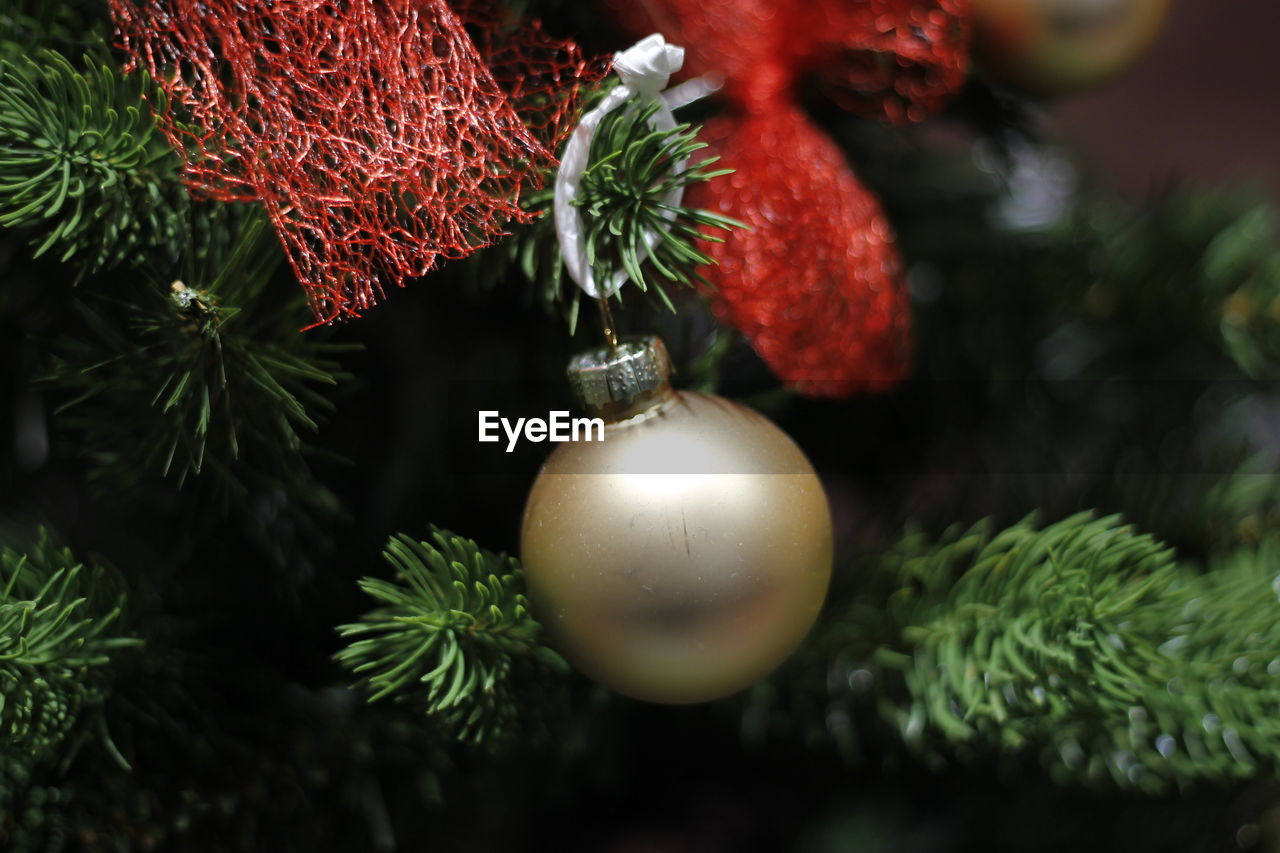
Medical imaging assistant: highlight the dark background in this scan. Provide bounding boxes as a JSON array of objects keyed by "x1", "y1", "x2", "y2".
[{"x1": 1061, "y1": 1, "x2": 1280, "y2": 200}]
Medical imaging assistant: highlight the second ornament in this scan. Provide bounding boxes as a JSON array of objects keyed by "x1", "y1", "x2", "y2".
[
  {"x1": 972, "y1": 0, "x2": 1170, "y2": 96},
  {"x1": 521, "y1": 337, "x2": 833, "y2": 704}
]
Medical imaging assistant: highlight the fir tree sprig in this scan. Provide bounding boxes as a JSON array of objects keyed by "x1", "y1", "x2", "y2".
[
  {"x1": 577, "y1": 99, "x2": 740, "y2": 307},
  {"x1": 0, "y1": 530, "x2": 140, "y2": 757},
  {"x1": 762, "y1": 513, "x2": 1280, "y2": 792},
  {"x1": 0, "y1": 49, "x2": 189, "y2": 274},
  {"x1": 41, "y1": 210, "x2": 351, "y2": 527},
  {"x1": 502, "y1": 96, "x2": 742, "y2": 329},
  {"x1": 336, "y1": 528, "x2": 569, "y2": 744}
]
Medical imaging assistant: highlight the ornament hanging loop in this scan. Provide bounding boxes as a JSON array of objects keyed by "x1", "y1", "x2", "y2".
[
  {"x1": 553, "y1": 34, "x2": 694, "y2": 305},
  {"x1": 595, "y1": 292, "x2": 620, "y2": 350}
]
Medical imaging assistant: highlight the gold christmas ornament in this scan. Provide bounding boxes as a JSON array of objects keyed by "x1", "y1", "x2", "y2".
[
  {"x1": 521, "y1": 336, "x2": 833, "y2": 704},
  {"x1": 972, "y1": 0, "x2": 1170, "y2": 96}
]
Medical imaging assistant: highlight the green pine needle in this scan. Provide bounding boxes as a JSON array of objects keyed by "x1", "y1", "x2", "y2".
[
  {"x1": 778, "y1": 513, "x2": 1280, "y2": 792},
  {"x1": 41, "y1": 210, "x2": 351, "y2": 526},
  {"x1": 335, "y1": 528, "x2": 568, "y2": 745},
  {"x1": 503, "y1": 95, "x2": 743, "y2": 328},
  {"x1": 0, "y1": 48, "x2": 189, "y2": 274},
  {"x1": 0, "y1": 530, "x2": 141, "y2": 758},
  {"x1": 577, "y1": 99, "x2": 741, "y2": 308}
]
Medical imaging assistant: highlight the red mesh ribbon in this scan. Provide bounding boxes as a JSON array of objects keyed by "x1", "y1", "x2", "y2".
[
  {"x1": 607, "y1": 0, "x2": 970, "y2": 396},
  {"x1": 110, "y1": 0, "x2": 604, "y2": 324}
]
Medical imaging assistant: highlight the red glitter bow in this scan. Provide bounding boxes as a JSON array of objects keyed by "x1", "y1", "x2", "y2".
[
  {"x1": 607, "y1": 0, "x2": 971, "y2": 397},
  {"x1": 110, "y1": 0, "x2": 604, "y2": 325}
]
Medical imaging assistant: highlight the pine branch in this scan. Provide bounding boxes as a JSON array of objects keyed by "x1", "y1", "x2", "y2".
[
  {"x1": 0, "y1": 48, "x2": 189, "y2": 274},
  {"x1": 0, "y1": 529, "x2": 141, "y2": 758},
  {"x1": 336, "y1": 528, "x2": 569, "y2": 745},
  {"x1": 763, "y1": 513, "x2": 1280, "y2": 792},
  {"x1": 499, "y1": 95, "x2": 742, "y2": 329},
  {"x1": 578, "y1": 99, "x2": 740, "y2": 305},
  {"x1": 40, "y1": 210, "x2": 351, "y2": 529}
]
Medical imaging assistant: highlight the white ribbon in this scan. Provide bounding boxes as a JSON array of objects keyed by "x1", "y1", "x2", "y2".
[{"x1": 554, "y1": 34, "x2": 703, "y2": 299}]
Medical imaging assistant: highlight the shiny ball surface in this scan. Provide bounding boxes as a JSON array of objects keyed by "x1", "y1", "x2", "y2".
[
  {"x1": 973, "y1": 0, "x2": 1170, "y2": 96},
  {"x1": 520, "y1": 392, "x2": 833, "y2": 704}
]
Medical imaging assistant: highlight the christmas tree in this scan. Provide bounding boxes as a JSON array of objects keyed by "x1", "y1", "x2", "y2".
[{"x1": 2, "y1": 0, "x2": 1279, "y2": 850}]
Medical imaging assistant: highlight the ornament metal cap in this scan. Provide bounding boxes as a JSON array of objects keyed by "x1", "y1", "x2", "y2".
[{"x1": 567, "y1": 335, "x2": 675, "y2": 422}]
